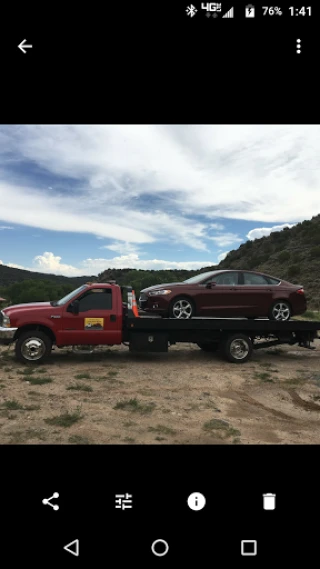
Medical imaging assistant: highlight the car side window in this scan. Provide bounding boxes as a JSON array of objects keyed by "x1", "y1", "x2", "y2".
[
  {"x1": 77, "y1": 289, "x2": 112, "y2": 312},
  {"x1": 210, "y1": 272, "x2": 239, "y2": 285},
  {"x1": 242, "y1": 273, "x2": 269, "y2": 285}
]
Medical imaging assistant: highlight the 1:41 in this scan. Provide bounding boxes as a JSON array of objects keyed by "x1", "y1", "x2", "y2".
[{"x1": 289, "y1": 6, "x2": 312, "y2": 16}]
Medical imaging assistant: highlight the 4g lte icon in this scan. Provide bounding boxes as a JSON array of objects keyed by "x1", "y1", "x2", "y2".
[{"x1": 201, "y1": 3, "x2": 222, "y2": 11}]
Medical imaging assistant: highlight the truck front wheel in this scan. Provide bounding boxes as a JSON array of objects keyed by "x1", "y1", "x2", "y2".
[
  {"x1": 15, "y1": 331, "x2": 52, "y2": 364},
  {"x1": 222, "y1": 333, "x2": 252, "y2": 363}
]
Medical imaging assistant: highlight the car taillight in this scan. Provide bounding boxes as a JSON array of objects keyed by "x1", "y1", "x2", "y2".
[{"x1": 296, "y1": 288, "x2": 305, "y2": 295}]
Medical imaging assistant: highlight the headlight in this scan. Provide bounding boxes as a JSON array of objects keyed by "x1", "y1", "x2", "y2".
[
  {"x1": 148, "y1": 289, "x2": 172, "y2": 296},
  {"x1": 2, "y1": 313, "x2": 11, "y2": 328}
]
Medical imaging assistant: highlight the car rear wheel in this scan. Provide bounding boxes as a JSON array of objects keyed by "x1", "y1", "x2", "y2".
[
  {"x1": 268, "y1": 301, "x2": 291, "y2": 321},
  {"x1": 222, "y1": 333, "x2": 252, "y2": 363},
  {"x1": 169, "y1": 297, "x2": 195, "y2": 319},
  {"x1": 197, "y1": 342, "x2": 219, "y2": 352}
]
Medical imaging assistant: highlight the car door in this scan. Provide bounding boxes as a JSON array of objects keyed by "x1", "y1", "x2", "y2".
[
  {"x1": 58, "y1": 287, "x2": 122, "y2": 345},
  {"x1": 197, "y1": 271, "x2": 241, "y2": 316},
  {"x1": 236, "y1": 272, "x2": 274, "y2": 317}
]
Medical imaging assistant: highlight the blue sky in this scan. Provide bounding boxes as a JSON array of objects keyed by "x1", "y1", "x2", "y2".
[{"x1": 0, "y1": 124, "x2": 319, "y2": 277}]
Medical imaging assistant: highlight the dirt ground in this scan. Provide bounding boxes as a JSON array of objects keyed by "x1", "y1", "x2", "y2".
[{"x1": 0, "y1": 340, "x2": 320, "y2": 445}]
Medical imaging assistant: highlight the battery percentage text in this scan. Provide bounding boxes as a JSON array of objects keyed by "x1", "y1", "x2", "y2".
[{"x1": 262, "y1": 6, "x2": 283, "y2": 15}]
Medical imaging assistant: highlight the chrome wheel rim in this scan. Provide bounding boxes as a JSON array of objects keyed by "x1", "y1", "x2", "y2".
[
  {"x1": 172, "y1": 299, "x2": 193, "y2": 318},
  {"x1": 21, "y1": 338, "x2": 46, "y2": 361},
  {"x1": 272, "y1": 303, "x2": 290, "y2": 321},
  {"x1": 230, "y1": 339, "x2": 250, "y2": 360}
]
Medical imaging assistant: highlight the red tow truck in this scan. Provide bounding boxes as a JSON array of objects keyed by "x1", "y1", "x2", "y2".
[{"x1": 0, "y1": 281, "x2": 319, "y2": 364}]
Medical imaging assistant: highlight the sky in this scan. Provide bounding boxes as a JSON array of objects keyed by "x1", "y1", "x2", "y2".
[{"x1": 0, "y1": 124, "x2": 319, "y2": 277}]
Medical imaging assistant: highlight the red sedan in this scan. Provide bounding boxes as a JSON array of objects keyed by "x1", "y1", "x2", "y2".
[{"x1": 139, "y1": 270, "x2": 307, "y2": 320}]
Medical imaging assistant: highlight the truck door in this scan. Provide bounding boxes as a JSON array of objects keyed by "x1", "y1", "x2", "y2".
[{"x1": 58, "y1": 287, "x2": 122, "y2": 346}]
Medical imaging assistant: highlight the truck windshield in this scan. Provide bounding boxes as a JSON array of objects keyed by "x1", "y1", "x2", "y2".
[
  {"x1": 54, "y1": 285, "x2": 88, "y2": 306},
  {"x1": 183, "y1": 271, "x2": 220, "y2": 284}
]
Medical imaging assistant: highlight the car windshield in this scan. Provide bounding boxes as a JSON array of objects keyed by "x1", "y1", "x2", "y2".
[
  {"x1": 183, "y1": 271, "x2": 221, "y2": 284},
  {"x1": 54, "y1": 285, "x2": 88, "y2": 306}
]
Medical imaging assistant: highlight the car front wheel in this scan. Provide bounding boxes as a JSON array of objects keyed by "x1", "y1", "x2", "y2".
[
  {"x1": 169, "y1": 297, "x2": 195, "y2": 319},
  {"x1": 268, "y1": 301, "x2": 291, "y2": 321}
]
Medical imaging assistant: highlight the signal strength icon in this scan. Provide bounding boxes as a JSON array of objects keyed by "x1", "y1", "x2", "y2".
[{"x1": 222, "y1": 7, "x2": 234, "y2": 17}]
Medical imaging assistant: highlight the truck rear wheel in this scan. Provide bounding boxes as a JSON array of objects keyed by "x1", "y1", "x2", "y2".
[
  {"x1": 222, "y1": 333, "x2": 252, "y2": 363},
  {"x1": 15, "y1": 331, "x2": 52, "y2": 364},
  {"x1": 197, "y1": 342, "x2": 219, "y2": 352}
]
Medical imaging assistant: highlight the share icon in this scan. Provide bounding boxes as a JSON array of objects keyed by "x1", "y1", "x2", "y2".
[{"x1": 42, "y1": 492, "x2": 59, "y2": 511}]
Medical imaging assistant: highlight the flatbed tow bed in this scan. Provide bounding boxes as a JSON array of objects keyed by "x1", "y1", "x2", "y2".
[{"x1": 125, "y1": 312, "x2": 320, "y2": 363}]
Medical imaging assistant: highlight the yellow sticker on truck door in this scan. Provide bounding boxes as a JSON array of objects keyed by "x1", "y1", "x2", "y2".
[{"x1": 84, "y1": 318, "x2": 104, "y2": 330}]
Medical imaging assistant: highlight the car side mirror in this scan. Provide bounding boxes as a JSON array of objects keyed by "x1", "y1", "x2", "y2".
[
  {"x1": 69, "y1": 299, "x2": 80, "y2": 314},
  {"x1": 206, "y1": 281, "x2": 215, "y2": 288}
]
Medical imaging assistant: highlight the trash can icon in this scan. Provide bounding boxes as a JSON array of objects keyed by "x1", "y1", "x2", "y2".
[{"x1": 263, "y1": 493, "x2": 276, "y2": 510}]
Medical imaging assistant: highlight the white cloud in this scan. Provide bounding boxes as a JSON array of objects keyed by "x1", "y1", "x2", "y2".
[
  {"x1": 82, "y1": 255, "x2": 215, "y2": 272},
  {"x1": 2, "y1": 262, "x2": 26, "y2": 270},
  {"x1": 217, "y1": 251, "x2": 229, "y2": 262},
  {"x1": 0, "y1": 125, "x2": 319, "y2": 250},
  {"x1": 0, "y1": 181, "x2": 153, "y2": 244},
  {"x1": 208, "y1": 233, "x2": 243, "y2": 247},
  {"x1": 100, "y1": 241, "x2": 142, "y2": 255},
  {"x1": 209, "y1": 223, "x2": 225, "y2": 230},
  {"x1": 0, "y1": 226, "x2": 14, "y2": 230},
  {"x1": 0, "y1": 251, "x2": 218, "y2": 277},
  {"x1": 33, "y1": 252, "x2": 81, "y2": 275},
  {"x1": 246, "y1": 223, "x2": 296, "y2": 240}
]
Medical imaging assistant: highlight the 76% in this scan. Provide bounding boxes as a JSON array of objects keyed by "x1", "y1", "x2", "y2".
[{"x1": 262, "y1": 6, "x2": 283, "y2": 15}]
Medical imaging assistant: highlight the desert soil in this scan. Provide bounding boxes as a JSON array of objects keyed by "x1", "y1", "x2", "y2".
[{"x1": 0, "y1": 340, "x2": 320, "y2": 445}]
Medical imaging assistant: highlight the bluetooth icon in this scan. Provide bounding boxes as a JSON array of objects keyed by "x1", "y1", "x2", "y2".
[{"x1": 186, "y1": 4, "x2": 198, "y2": 17}]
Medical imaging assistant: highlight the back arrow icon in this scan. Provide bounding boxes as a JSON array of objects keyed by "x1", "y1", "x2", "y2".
[
  {"x1": 18, "y1": 39, "x2": 33, "y2": 54},
  {"x1": 64, "y1": 539, "x2": 79, "y2": 557}
]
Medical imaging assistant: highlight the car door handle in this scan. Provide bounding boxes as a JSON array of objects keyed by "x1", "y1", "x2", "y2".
[{"x1": 110, "y1": 314, "x2": 117, "y2": 322}]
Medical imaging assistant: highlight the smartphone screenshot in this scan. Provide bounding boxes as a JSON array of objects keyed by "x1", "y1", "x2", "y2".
[{"x1": 0, "y1": 1, "x2": 318, "y2": 564}]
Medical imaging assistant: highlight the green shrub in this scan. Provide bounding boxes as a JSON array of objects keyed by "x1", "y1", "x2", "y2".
[
  {"x1": 310, "y1": 246, "x2": 320, "y2": 259},
  {"x1": 277, "y1": 251, "x2": 291, "y2": 262},
  {"x1": 287, "y1": 264, "x2": 301, "y2": 277}
]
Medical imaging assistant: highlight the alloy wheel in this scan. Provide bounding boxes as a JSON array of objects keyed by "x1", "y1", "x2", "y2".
[
  {"x1": 271, "y1": 302, "x2": 291, "y2": 321},
  {"x1": 172, "y1": 299, "x2": 193, "y2": 318}
]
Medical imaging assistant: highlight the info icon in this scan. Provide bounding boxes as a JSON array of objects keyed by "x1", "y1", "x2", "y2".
[{"x1": 187, "y1": 492, "x2": 206, "y2": 511}]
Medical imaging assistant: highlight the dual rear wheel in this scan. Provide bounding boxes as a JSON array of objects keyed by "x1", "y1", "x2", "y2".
[{"x1": 198, "y1": 333, "x2": 253, "y2": 363}]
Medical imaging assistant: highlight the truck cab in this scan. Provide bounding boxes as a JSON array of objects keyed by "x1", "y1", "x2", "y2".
[{"x1": 0, "y1": 282, "x2": 125, "y2": 362}]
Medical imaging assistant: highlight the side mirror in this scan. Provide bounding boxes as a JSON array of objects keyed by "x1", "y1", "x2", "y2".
[
  {"x1": 206, "y1": 281, "x2": 216, "y2": 288},
  {"x1": 69, "y1": 299, "x2": 80, "y2": 314}
]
